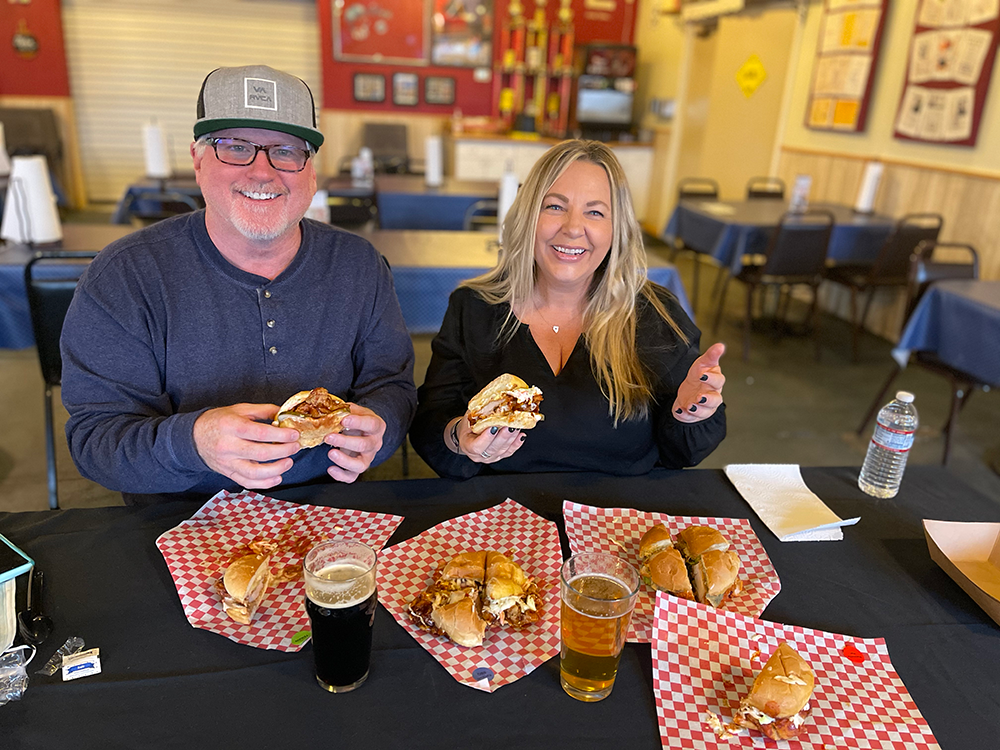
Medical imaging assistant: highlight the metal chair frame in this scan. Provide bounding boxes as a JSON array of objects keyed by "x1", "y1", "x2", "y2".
[
  {"x1": 825, "y1": 213, "x2": 943, "y2": 361},
  {"x1": 671, "y1": 177, "x2": 721, "y2": 315},
  {"x1": 712, "y1": 210, "x2": 835, "y2": 362},
  {"x1": 856, "y1": 242, "x2": 985, "y2": 464},
  {"x1": 24, "y1": 251, "x2": 98, "y2": 509}
]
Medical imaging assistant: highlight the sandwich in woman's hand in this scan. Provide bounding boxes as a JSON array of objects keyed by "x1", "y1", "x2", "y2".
[
  {"x1": 732, "y1": 642, "x2": 815, "y2": 739},
  {"x1": 637, "y1": 523, "x2": 741, "y2": 608},
  {"x1": 407, "y1": 550, "x2": 542, "y2": 647},
  {"x1": 466, "y1": 374, "x2": 544, "y2": 434},
  {"x1": 272, "y1": 387, "x2": 351, "y2": 448},
  {"x1": 216, "y1": 552, "x2": 272, "y2": 625}
]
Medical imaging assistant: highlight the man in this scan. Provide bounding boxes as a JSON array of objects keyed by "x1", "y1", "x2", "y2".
[{"x1": 60, "y1": 65, "x2": 416, "y2": 504}]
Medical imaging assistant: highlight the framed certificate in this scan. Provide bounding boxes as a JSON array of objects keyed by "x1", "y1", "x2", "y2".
[
  {"x1": 392, "y1": 72, "x2": 419, "y2": 106},
  {"x1": 353, "y1": 73, "x2": 386, "y2": 103},
  {"x1": 424, "y1": 75, "x2": 456, "y2": 105}
]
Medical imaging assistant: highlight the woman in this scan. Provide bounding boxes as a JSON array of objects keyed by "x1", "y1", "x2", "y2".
[{"x1": 409, "y1": 140, "x2": 726, "y2": 479}]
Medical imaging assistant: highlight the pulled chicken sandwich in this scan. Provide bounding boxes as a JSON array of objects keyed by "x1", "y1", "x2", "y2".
[
  {"x1": 466, "y1": 374, "x2": 544, "y2": 434},
  {"x1": 407, "y1": 550, "x2": 543, "y2": 647},
  {"x1": 272, "y1": 387, "x2": 351, "y2": 448}
]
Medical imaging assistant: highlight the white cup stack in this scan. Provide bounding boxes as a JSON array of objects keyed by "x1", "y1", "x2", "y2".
[{"x1": 0, "y1": 154, "x2": 63, "y2": 244}]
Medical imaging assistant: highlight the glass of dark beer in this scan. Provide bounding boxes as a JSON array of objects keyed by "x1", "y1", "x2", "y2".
[{"x1": 304, "y1": 540, "x2": 377, "y2": 693}]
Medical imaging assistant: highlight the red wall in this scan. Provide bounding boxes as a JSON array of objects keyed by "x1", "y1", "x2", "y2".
[
  {"x1": 318, "y1": 0, "x2": 637, "y2": 115},
  {"x1": 0, "y1": 0, "x2": 70, "y2": 97}
]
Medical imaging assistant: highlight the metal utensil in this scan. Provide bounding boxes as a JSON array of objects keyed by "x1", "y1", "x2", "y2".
[{"x1": 17, "y1": 568, "x2": 54, "y2": 646}]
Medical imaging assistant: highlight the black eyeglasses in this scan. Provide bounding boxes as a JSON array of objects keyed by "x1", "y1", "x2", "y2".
[{"x1": 205, "y1": 137, "x2": 312, "y2": 173}]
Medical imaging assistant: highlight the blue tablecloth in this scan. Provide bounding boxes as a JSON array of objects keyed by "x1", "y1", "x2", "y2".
[
  {"x1": 892, "y1": 279, "x2": 1000, "y2": 386},
  {"x1": 3, "y1": 238, "x2": 689, "y2": 346},
  {"x1": 664, "y1": 200, "x2": 895, "y2": 273},
  {"x1": 393, "y1": 265, "x2": 690, "y2": 334}
]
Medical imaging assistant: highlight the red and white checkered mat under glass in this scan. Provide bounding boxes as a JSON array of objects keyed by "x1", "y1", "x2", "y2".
[
  {"x1": 379, "y1": 498, "x2": 562, "y2": 693},
  {"x1": 562, "y1": 502, "x2": 780, "y2": 643},
  {"x1": 651, "y1": 594, "x2": 941, "y2": 750},
  {"x1": 155, "y1": 489, "x2": 403, "y2": 651}
]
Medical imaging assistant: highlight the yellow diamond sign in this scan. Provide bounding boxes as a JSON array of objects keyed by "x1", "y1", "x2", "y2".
[{"x1": 736, "y1": 54, "x2": 767, "y2": 98}]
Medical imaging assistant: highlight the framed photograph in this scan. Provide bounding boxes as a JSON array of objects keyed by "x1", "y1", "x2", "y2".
[
  {"x1": 424, "y1": 75, "x2": 456, "y2": 105},
  {"x1": 334, "y1": 0, "x2": 429, "y2": 65},
  {"x1": 431, "y1": 0, "x2": 494, "y2": 67},
  {"x1": 353, "y1": 73, "x2": 386, "y2": 103},
  {"x1": 392, "y1": 72, "x2": 419, "y2": 107}
]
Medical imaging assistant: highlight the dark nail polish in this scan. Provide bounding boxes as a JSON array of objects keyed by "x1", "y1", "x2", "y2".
[
  {"x1": 508, "y1": 427, "x2": 516, "y2": 433},
  {"x1": 689, "y1": 405, "x2": 698, "y2": 412},
  {"x1": 699, "y1": 396, "x2": 707, "y2": 404},
  {"x1": 700, "y1": 374, "x2": 708, "y2": 381},
  {"x1": 519, "y1": 434, "x2": 526, "y2": 441},
  {"x1": 675, "y1": 408, "x2": 683, "y2": 414},
  {"x1": 490, "y1": 426, "x2": 499, "y2": 435}
]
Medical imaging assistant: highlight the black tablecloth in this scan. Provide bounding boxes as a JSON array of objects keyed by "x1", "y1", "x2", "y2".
[{"x1": 2, "y1": 466, "x2": 998, "y2": 749}]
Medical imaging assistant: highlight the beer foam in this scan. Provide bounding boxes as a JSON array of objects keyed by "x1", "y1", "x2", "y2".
[{"x1": 306, "y1": 563, "x2": 376, "y2": 609}]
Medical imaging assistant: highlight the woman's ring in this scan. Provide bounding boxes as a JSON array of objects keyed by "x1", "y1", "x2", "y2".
[{"x1": 481, "y1": 450, "x2": 492, "y2": 459}]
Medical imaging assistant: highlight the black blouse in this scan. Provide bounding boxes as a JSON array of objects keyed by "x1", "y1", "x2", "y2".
[{"x1": 410, "y1": 284, "x2": 726, "y2": 479}]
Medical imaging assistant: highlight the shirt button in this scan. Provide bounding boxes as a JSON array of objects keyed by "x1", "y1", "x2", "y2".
[
  {"x1": 267, "y1": 319, "x2": 275, "y2": 328},
  {"x1": 264, "y1": 290, "x2": 272, "y2": 299},
  {"x1": 269, "y1": 346, "x2": 278, "y2": 355}
]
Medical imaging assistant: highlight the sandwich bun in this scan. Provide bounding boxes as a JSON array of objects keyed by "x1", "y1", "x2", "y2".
[
  {"x1": 220, "y1": 552, "x2": 271, "y2": 625},
  {"x1": 466, "y1": 374, "x2": 544, "y2": 435},
  {"x1": 638, "y1": 523, "x2": 674, "y2": 562},
  {"x1": 691, "y1": 549, "x2": 742, "y2": 608},
  {"x1": 676, "y1": 525, "x2": 730, "y2": 561},
  {"x1": 441, "y1": 551, "x2": 487, "y2": 583},
  {"x1": 736, "y1": 642, "x2": 815, "y2": 739},
  {"x1": 640, "y1": 547, "x2": 694, "y2": 600},
  {"x1": 430, "y1": 594, "x2": 487, "y2": 647},
  {"x1": 273, "y1": 388, "x2": 351, "y2": 449}
]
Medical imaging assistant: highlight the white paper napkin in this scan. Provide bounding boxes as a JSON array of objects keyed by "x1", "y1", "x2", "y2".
[{"x1": 724, "y1": 464, "x2": 860, "y2": 541}]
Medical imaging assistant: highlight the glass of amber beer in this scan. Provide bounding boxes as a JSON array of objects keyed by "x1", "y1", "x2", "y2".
[
  {"x1": 304, "y1": 540, "x2": 377, "y2": 693},
  {"x1": 559, "y1": 552, "x2": 640, "y2": 702}
]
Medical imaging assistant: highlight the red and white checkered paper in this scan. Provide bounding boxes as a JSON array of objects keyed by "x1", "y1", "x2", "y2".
[
  {"x1": 651, "y1": 595, "x2": 941, "y2": 750},
  {"x1": 379, "y1": 498, "x2": 562, "y2": 693},
  {"x1": 155, "y1": 489, "x2": 403, "y2": 651},
  {"x1": 563, "y1": 501, "x2": 780, "y2": 643}
]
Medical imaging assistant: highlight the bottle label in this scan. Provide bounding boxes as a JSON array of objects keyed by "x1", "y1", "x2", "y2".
[{"x1": 872, "y1": 423, "x2": 915, "y2": 452}]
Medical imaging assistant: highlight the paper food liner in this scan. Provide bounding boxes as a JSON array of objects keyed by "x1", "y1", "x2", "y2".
[
  {"x1": 651, "y1": 595, "x2": 941, "y2": 750},
  {"x1": 380, "y1": 498, "x2": 562, "y2": 693},
  {"x1": 156, "y1": 490, "x2": 403, "y2": 651},
  {"x1": 563, "y1": 502, "x2": 780, "y2": 643}
]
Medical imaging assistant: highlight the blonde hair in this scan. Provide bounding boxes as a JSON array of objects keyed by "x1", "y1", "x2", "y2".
[{"x1": 463, "y1": 139, "x2": 687, "y2": 423}]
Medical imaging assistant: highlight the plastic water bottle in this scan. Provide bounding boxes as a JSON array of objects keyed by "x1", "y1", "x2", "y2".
[{"x1": 858, "y1": 391, "x2": 918, "y2": 498}]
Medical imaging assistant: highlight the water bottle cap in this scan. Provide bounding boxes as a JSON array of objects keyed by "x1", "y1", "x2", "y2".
[{"x1": 895, "y1": 391, "x2": 915, "y2": 403}]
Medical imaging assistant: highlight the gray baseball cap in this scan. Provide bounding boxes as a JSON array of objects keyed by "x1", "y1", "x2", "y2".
[{"x1": 194, "y1": 65, "x2": 324, "y2": 149}]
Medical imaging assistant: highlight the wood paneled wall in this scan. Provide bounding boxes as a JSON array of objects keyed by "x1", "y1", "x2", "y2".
[{"x1": 778, "y1": 146, "x2": 1000, "y2": 340}]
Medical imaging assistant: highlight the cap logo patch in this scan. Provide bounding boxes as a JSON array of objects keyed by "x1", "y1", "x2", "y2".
[{"x1": 244, "y1": 77, "x2": 278, "y2": 111}]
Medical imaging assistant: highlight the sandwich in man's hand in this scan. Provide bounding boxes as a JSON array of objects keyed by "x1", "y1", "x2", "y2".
[
  {"x1": 407, "y1": 550, "x2": 542, "y2": 647},
  {"x1": 272, "y1": 387, "x2": 351, "y2": 448},
  {"x1": 706, "y1": 641, "x2": 816, "y2": 741},
  {"x1": 466, "y1": 374, "x2": 544, "y2": 434}
]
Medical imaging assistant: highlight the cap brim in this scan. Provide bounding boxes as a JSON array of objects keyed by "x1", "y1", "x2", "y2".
[{"x1": 194, "y1": 118, "x2": 324, "y2": 149}]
